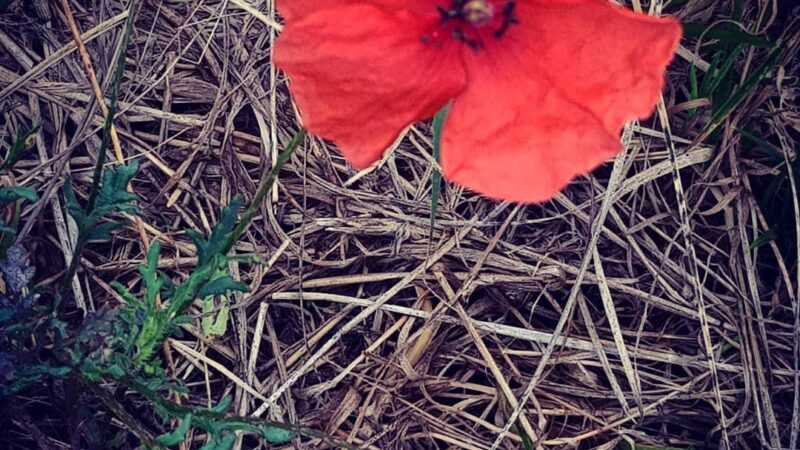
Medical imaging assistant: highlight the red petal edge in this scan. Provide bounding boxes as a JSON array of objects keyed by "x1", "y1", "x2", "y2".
[
  {"x1": 274, "y1": 2, "x2": 466, "y2": 168},
  {"x1": 515, "y1": 0, "x2": 682, "y2": 134},
  {"x1": 441, "y1": 0, "x2": 681, "y2": 203}
]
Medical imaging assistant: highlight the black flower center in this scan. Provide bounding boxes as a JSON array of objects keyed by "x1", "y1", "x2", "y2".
[{"x1": 437, "y1": 0, "x2": 519, "y2": 49}]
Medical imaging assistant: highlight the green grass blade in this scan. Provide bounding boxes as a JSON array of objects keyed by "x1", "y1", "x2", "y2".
[
  {"x1": 223, "y1": 128, "x2": 306, "y2": 254},
  {"x1": 696, "y1": 43, "x2": 783, "y2": 143},
  {"x1": 682, "y1": 23, "x2": 774, "y2": 48},
  {"x1": 429, "y1": 103, "x2": 451, "y2": 235}
]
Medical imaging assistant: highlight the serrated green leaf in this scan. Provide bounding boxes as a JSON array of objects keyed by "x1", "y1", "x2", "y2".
[
  {"x1": 198, "y1": 262, "x2": 248, "y2": 337},
  {"x1": 135, "y1": 314, "x2": 163, "y2": 363},
  {"x1": 93, "y1": 162, "x2": 139, "y2": 218},
  {"x1": 157, "y1": 414, "x2": 193, "y2": 446},
  {"x1": 110, "y1": 281, "x2": 139, "y2": 305},
  {"x1": 158, "y1": 271, "x2": 176, "y2": 300},
  {"x1": 164, "y1": 262, "x2": 215, "y2": 320},
  {"x1": 172, "y1": 314, "x2": 192, "y2": 327},
  {"x1": 190, "y1": 197, "x2": 244, "y2": 267}
]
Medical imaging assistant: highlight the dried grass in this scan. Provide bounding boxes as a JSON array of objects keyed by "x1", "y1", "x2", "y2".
[{"x1": 1, "y1": 0, "x2": 799, "y2": 449}]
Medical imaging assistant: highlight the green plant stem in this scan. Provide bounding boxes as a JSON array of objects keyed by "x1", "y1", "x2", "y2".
[
  {"x1": 222, "y1": 128, "x2": 307, "y2": 254},
  {"x1": 117, "y1": 375, "x2": 357, "y2": 449},
  {"x1": 85, "y1": 381, "x2": 161, "y2": 448},
  {"x1": 57, "y1": 0, "x2": 138, "y2": 308},
  {"x1": 84, "y1": 7, "x2": 136, "y2": 214}
]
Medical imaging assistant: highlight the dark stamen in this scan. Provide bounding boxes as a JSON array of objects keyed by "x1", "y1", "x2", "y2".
[
  {"x1": 432, "y1": 0, "x2": 518, "y2": 50},
  {"x1": 494, "y1": 1, "x2": 519, "y2": 38},
  {"x1": 452, "y1": 28, "x2": 482, "y2": 49},
  {"x1": 438, "y1": 5, "x2": 458, "y2": 23}
]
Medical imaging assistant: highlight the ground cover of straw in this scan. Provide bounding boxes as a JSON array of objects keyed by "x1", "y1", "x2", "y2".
[{"x1": 1, "y1": 0, "x2": 799, "y2": 449}]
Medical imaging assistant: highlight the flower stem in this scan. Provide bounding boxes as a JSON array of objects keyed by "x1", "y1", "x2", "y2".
[
  {"x1": 223, "y1": 128, "x2": 307, "y2": 254},
  {"x1": 57, "y1": 0, "x2": 138, "y2": 310}
]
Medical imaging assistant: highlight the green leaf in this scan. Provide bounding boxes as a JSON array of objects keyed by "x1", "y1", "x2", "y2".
[
  {"x1": 62, "y1": 180, "x2": 85, "y2": 224},
  {"x1": 106, "y1": 364, "x2": 126, "y2": 378},
  {"x1": 198, "y1": 268, "x2": 244, "y2": 339},
  {"x1": 110, "y1": 281, "x2": 139, "y2": 305},
  {"x1": 157, "y1": 414, "x2": 193, "y2": 446},
  {"x1": 0, "y1": 186, "x2": 35, "y2": 250},
  {"x1": 190, "y1": 197, "x2": 243, "y2": 267},
  {"x1": 738, "y1": 127, "x2": 783, "y2": 161},
  {"x1": 263, "y1": 426, "x2": 294, "y2": 444},
  {"x1": 698, "y1": 43, "x2": 784, "y2": 142},
  {"x1": 210, "y1": 395, "x2": 232, "y2": 413},
  {"x1": 135, "y1": 313, "x2": 164, "y2": 364},
  {"x1": 127, "y1": 243, "x2": 170, "y2": 365},
  {"x1": 86, "y1": 220, "x2": 127, "y2": 241},
  {"x1": 750, "y1": 228, "x2": 778, "y2": 250},
  {"x1": 197, "y1": 276, "x2": 248, "y2": 299},
  {"x1": 682, "y1": 23, "x2": 774, "y2": 48},
  {"x1": 197, "y1": 261, "x2": 247, "y2": 338},
  {"x1": 687, "y1": 63, "x2": 701, "y2": 120},
  {"x1": 93, "y1": 161, "x2": 139, "y2": 218},
  {"x1": 702, "y1": 47, "x2": 742, "y2": 102},
  {"x1": 164, "y1": 263, "x2": 216, "y2": 320},
  {"x1": 0, "y1": 186, "x2": 38, "y2": 206},
  {"x1": 429, "y1": 103, "x2": 450, "y2": 234},
  {"x1": 201, "y1": 295, "x2": 230, "y2": 338},
  {"x1": 698, "y1": 52, "x2": 722, "y2": 100},
  {"x1": 64, "y1": 163, "x2": 139, "y2": 236},
  {"x1": 140, "y1": 242, "x2": 165, "y2": 308}
]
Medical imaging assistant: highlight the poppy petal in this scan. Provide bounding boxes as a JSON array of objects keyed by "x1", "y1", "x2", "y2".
[
  {"x1": 277, "y1": 0, "x2": 433, "y2": 22},
  {"x1": 274, "y1": 3, "x2": 466, "y2": 168},
  {"x1": 442, "y1": 51, "x2": 622, "y2": 203},
  {"x1": 513, "y1": 0, "x2": 682, "y2": 133}
]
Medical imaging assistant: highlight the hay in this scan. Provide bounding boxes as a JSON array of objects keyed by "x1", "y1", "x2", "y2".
[{"x1": 1, "y1": 0, "x2": 799, "y2": 448}]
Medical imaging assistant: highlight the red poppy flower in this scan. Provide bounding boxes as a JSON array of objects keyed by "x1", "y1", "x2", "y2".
[{"x1": 274, "y1": 0, "x2": 681, "y2": 202}]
